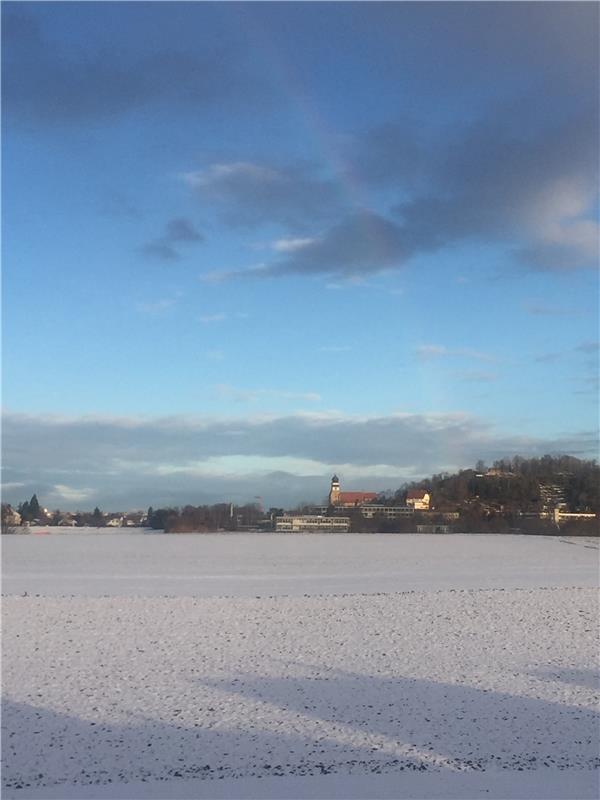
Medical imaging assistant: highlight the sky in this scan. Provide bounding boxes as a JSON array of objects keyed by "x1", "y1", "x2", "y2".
[{"x1": 2, "y1": 1, "x2": 599, "y2": 510}]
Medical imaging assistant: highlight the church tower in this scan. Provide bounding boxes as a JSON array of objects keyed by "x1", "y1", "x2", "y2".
[{"x1": 329, "y1": 474, "x2": 340, "y2": 506}]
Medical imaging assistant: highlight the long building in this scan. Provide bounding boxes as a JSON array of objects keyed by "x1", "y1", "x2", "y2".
[
  {"x1": 275, "y1": 515, "x2": 350, "y2": 533},
  {"x1": 359, "y1": 505, "x2": 413, "y2": 519}
]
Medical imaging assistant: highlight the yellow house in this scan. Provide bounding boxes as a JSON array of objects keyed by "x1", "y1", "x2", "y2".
[{"x1": 406, "y1": 490, "x2": 430, "y2": 511}]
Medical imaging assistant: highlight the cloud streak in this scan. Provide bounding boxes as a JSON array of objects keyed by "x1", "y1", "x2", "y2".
[
  {"x1": 415, "y1": 345, "x2": 498, "y2": 363},
  {"x1": 214, "y1": 385, "x2": 321, "y2": 404}
]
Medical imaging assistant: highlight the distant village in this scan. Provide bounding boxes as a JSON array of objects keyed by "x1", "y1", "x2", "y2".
[
  {"x1": 271, "y1": 468, "x2": 598, "y2": 535},
  {"x1": 2, "y1": 455, "x2": 599, "y2": 536}
]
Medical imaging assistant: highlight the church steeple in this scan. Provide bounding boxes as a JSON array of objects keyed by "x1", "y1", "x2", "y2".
[{"x1": 329, "y1": 474, "x2": 340, "y2": 506}]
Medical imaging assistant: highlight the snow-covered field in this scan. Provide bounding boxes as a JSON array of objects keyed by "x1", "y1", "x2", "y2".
[
  {"x1": 2, "y1": 533, "x2": 599, "y2": 799},
  {"x1": 3, "y1": 530, "x2": 598, "y2": 596}
]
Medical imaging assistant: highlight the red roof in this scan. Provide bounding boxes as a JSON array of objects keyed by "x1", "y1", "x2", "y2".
[
  {"x1": 407, "y1": 489, "x2": 429, "y2": 499},
  {"x1": 338, "y1": 491, "x2": 378, "y2": 505}
]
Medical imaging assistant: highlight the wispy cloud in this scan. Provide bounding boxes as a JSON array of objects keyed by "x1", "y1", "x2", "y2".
[
  {"x1": 533, "y1": 352, "x2": 562, "y2": 364},
  {"x1": 455, "y1": 370, "x2": 498, "y2": 384},
  {"x1": 214, "y1": 384, "x2": 321, "y2": 404},
  {"x1": 525, "y1": 302, "x2": 586, "y2": 317},
  {"x1": 200, "y1": 264, "x2": 268, "y2": 283},
  {"x1": 575, "y1": 341, "x2": 600, "y2": 355},
  {"x1": 140, "y1": 241, "x2": 180, "y2": 262},
  {"x1": 325, "y1": 274, "x2": 376, "y2": 290},
  {"x1": 271, "y1": 237, "x2": 317, "y2": 253},
  {"x1": 532, "y1": 341, "x2": 599, "y2": 397},
  {"x1": 199, "y1": 313, "x2": 228, "y2": 324},
  {"x1": 204, "y1": 349, "x2": 225, "y2": 361},
  {"x1": 415, "y1": 345, "x2": 498, "y2": 363},
  {"x1": 135, "y1": 298, "x2": 178, "y2": 314},
  {"x1": 198, "y1": 311, "x2": 247, "y2": 324},
  {"x1": 319, "y1": 345, "x2": 352, "y2": 354},
  {"x1": 534, "y1": 340, "x2": 599, "y2": 363},
  {"x1": 53, "y1": 484, "x2": 94, "y2": 502}
]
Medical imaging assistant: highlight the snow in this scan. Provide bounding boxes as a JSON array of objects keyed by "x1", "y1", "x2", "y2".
[
  {"x1": 3, "y1": 531, "x2": 598, "y2": 596},
  {"x1": 2, "y1": 534, "x2": 599, "y2": 799},
  {"x1": 8, "y1": 770, "x2": 600, "y2": 800}
]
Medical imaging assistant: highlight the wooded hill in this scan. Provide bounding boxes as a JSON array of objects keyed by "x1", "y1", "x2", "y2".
[{"x1": 387, "y1": 455, "x2": 599, "y2": 514}]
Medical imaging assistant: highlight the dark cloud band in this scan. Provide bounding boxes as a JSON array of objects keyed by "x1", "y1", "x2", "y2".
[{"x1": 2, "y1": 410, "x2": 597, "y2": 508}]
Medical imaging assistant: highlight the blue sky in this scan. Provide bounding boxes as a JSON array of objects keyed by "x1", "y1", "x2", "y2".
[{"x1": 2, "y1": 2, "x2": 598, "y2": 509}]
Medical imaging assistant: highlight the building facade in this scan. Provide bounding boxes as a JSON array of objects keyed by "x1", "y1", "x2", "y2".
[
  {"x1": 360, "y1": 505, "x2": 414, "y2": 519},
  {"x1": 275, "y1": 515, "x2": 351, "y2": 533},
  {"x1": 406, "y1": 490, "x2": 431, "y2": 510}
]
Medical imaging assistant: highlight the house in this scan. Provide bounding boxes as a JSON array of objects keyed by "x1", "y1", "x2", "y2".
[
  {"x1": 485, "y1": 469, "x2": 515, "y2": 478},
  {"x1": 328, "y1": 475, "x2": 378, "y2": 507},
  {"x1": 406, "y1": 490, "x2": 431, "y2": 510}
]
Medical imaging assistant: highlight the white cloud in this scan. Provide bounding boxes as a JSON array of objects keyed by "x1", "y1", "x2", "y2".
[
  {"x1": 272, "y1": 237, "x2": 317, "y2": 253},
  {"x1": 526, "y1": 177, "x2": 599, "y2": 265},
  {"x1": 182, "y1": 162, "x2": 279, "y2": 188},
  {"x1": 53, "y1": 484, "x2": 94, "y2": 502}
]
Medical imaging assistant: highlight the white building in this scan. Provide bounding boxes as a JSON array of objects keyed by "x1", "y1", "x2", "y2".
[
  {"x1": 275, "y1": 515, "x2": 350, "y2": 533},
  {"x1": 406, "y1": 490, "x2": 431, "y2": 510}
]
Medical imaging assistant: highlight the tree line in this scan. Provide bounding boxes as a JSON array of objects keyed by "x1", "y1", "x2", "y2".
[{"x1": 146, "y1": 503, "x2": 264, "y2": 532}]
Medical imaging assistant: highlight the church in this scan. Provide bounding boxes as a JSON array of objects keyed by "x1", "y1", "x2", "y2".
[{"x1": 328, "y1": 475, "x2": 378, "y2": 508}]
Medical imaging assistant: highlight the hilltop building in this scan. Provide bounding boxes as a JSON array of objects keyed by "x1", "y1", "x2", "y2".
[
  {"x1": 406, "y1": 489, "x2": 430, "y2": 510},
  {"x1": 539, "y1": 483, "x2": 567, "y2": 511},
  {"x1": 328, "y1": 475, "x2": 378, "y2": 507}
]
